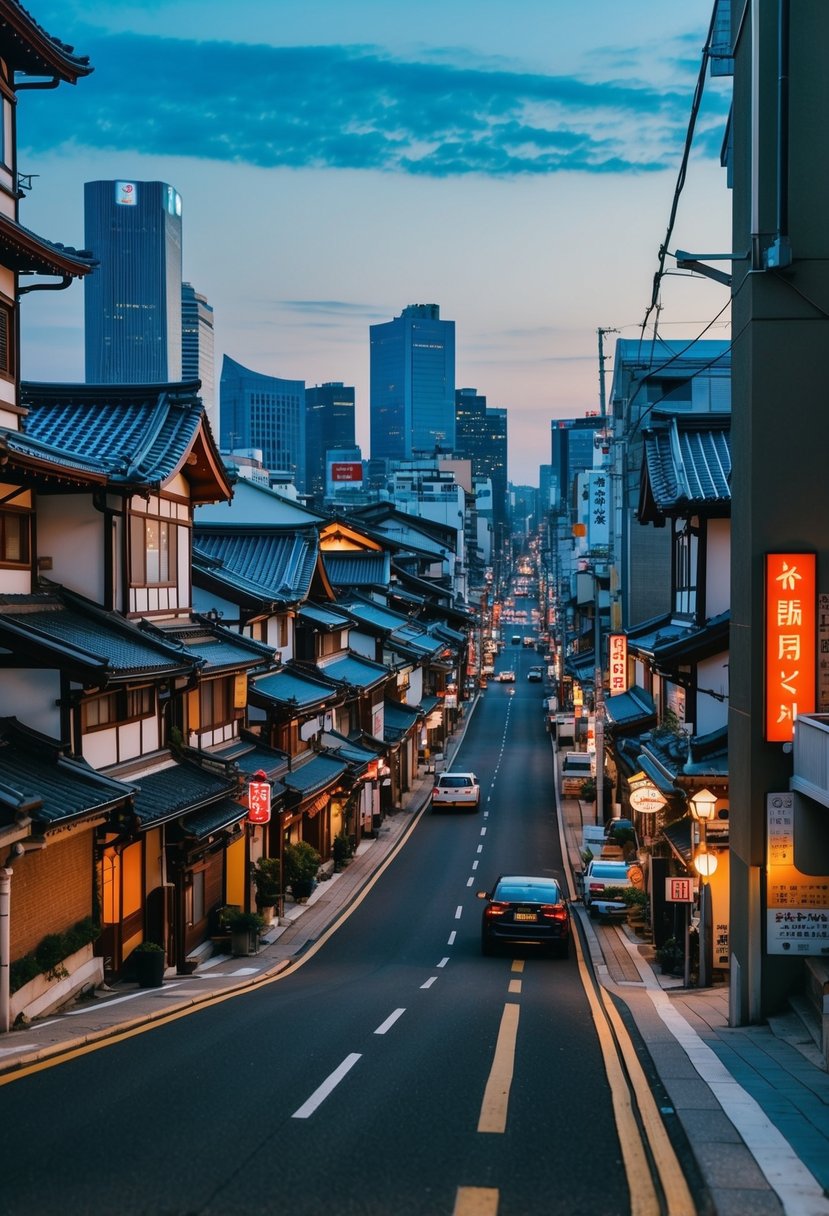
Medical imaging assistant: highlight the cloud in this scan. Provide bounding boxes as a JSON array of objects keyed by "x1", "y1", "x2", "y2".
[{"x1": 18, "y1": 32, "x2": 728, "y2": 178}]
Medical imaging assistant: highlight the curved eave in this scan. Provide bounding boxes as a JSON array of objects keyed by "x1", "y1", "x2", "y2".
[
  {"x1": 164, "y1": 427, "x2": 233, "y2": 504},
  {"x1": 3, "y1": 4, "x2": 92, "y2": 83},
  {"x1": 0, "y1": 441, "x2": 108, "y2": 489},
  {"x1": 0, "y1": 214, "x2": 96, "y2": 277}
]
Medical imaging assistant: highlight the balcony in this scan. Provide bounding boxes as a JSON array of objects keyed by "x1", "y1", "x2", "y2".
[{"x1": 792, "y1": 714, "x2": 829, "y2": 807}]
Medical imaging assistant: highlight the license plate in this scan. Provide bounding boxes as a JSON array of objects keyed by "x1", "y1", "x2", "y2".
[{"x1": 514, "y1": 912, "x2": 537, "y2": 922}]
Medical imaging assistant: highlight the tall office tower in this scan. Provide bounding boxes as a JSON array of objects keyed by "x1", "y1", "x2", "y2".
[
  {"x1": 84, "y1": 180, "x2": 183, "y2": 384},
  {"x1": 219, "y1": 355, "x2": 306, "y2": 490},
  {"x1": 181, "y1": 282, "x2": 216, "y2": 435},
  {"x1": 305, "y1": 381, "x2": 356, "y2": 504},
  {"x1": 454, "y1": 388, "x2": 508, "y2": 535},
  {"x1": 369, "y1": 304, "x2": 455, "y2": 463}
]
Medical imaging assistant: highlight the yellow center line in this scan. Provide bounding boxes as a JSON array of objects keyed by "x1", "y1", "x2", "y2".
[
  {"x1": 478, "y1": 1002, "x2": 519, "y2": 1134},
  {"x1": 508, "y1": 979, "x2": 522, "y2": 994},
  {"x1": 454, "y1": 1186, "x2": 499, "y2": 1216},
  {"x1": 573, "y1": 933, "x2": 659, "y2": 1216},
  {"x1": 511, "y1": 959, "x2": 525, "y2": 973}
]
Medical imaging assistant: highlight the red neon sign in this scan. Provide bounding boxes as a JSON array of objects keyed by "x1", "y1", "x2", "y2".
[{"x1": 765, "y1": 552, "x2": 816, "y2": 742}]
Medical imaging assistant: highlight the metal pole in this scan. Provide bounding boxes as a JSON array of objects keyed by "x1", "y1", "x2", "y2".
[
  {"x1": 698, "y1": 817, "x2": 712, "y2": 988},
  {"x1": 594, "y1": 572, "x2": 604, "y2": 827}
]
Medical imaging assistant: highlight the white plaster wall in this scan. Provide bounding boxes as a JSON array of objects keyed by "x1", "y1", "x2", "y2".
[
  {"x1": 696, "y1": 651, "x2": 729, "y2": 735},
  {"x1": 83, "y1": 727, "x2": 119, "y2": 769},
  {"x1": 37, "y1": 496, "x2": 105, "y2": 603},
  {"x1": 0, "y1": 669, "x2": 61, "y2": 735},
  {"x1": 406, "y1": 667, "x2": 424, "y2": 706},
  {"x1": 705, "y1": 519, "x2": 731, "y2": 619}
]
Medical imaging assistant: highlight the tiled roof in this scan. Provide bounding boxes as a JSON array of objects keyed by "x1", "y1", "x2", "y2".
[
  {"x1": 393, "y1": 623, "x2": 446, "y2": 658},
  {"x1": 319, "y1": 652, "x2": 390, "y2": 690},
  {"x1": 180, "y1": 797, "x2": 249, "y2": 839},
  {"x1": 384, "y1": 700, "x2": 421, "y2": 732},
  {"x1": 0, "y1": 589, "x2": 195, "y2": 680},
  {"x1": 283, "y1": 753, "x2": 346, "y2": 795},
  {"x1": 16, "y1": 382, "x2": 209, "y2": 491},
  {"x1": 131, "y1": 760, "x2": 238, "y2": 827},
  {"x1": 299, "y1": 602, "x2": 352, "y2": 630},
  {"x1": 141, "y1": 619, "x2": 277, "y2": 673},
  {"x1": 323, "y1": 550, "x2": 391, "y2": 588},
  {"x1": 3, "y1": 3, "x2": 94, "y2": 80},
  {"x1": 193, "y1": 530, "x2": 319, "y2": 604},
  {"x1": 250, "y1": 666, "x2": 341, "y2": 709},
  {"x1": 0, "y1": 718, "x2": 134, "y2": 828},
  {"x1": 338, "y1": 598, "x2": 409, "y2": 633},
  {"x1": 627, "y1": 612, "x2": 729, "y2": 663},
  {"x1": 604, "y1": 685, "x2": 657, "y2": 732},
  {"x1": 210, "y1": 738, "x2": 290, "y2": 780},
  {"x1": 639, "y1": 412, "x2": 731, "y2": 523}
]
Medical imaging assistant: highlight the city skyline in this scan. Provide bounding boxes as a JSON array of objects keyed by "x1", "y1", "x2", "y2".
[{"x1": 18, "y1": 1, "x2": 732, "y2": 484}]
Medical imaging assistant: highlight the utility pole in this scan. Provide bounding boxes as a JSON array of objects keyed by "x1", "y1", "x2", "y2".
[{"x1": 597, "y1": 327, "x2": 618, "y2": 418}]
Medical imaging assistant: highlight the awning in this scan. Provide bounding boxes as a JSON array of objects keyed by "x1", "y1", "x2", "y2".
[{"x1": 180, "y1": 797, "x2": 248, "y2": 839}]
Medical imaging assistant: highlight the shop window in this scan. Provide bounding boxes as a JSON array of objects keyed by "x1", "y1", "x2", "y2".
[
  {"x1": 0, "y1": 509, "x2": 29, "y2": 565},
  {"x1": 130, "y1": 512, "x2": 177, "y2": 586}
]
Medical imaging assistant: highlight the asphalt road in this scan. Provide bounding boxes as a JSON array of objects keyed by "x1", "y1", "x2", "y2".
[{"x1": 0, "y1": 649, "x2": 633, "y2": 1216}]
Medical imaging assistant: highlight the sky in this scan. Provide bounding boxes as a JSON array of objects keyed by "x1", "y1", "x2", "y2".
[{"x1": 19, "y1": 0, "x2": 733, "y2": 485}]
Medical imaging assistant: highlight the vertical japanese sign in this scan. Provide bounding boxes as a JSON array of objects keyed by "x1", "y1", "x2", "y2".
[
  {"x1": 608, "y1": 634, "x2": 627, "y2": 693},
  {"x1": 587, "y1": 472, "x2": 610, "y2": 550},
  {"x1": 819, "y1": 593, "x2": 829, "y2": 710},
  {"x1": 764, "y1": 552, "x2": 816, "y2": 742},
  {"x1": 247, "y1": 778, "x2": 271, "y2": 824},
  {"x1": 766, "y1": 792, "x2": 829, "y2": 954}
]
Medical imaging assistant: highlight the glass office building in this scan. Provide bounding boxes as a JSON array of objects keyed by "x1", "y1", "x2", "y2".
[
  {"x1": 370, "y1": 304, "x2": 455, "y2": 463},
  {"x1": 84, "y1": 180, "x2": 183, "y2": 384},
  {"x1": 219, "y1": 355, "x2": 306, "y2": 491}
]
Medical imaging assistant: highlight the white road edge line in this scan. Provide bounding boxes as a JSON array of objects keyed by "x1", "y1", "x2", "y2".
[
  {"x1": 437, "y1": 957, "x2": 450, "y2": 968},
  {"x1": 292, "y1": 1053, "x2": 362, "y2": 1119},
  {"x1": 421, "y1": 976, "x2": 438, "y2": 989},
  {"x1": 374, "y1": 1008, "x2": 406, "y2": 1035}
]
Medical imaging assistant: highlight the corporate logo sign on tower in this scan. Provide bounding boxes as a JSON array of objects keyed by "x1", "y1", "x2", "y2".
[{"x1": 115, "y1": 181, "x2": 137, "y2": 206}]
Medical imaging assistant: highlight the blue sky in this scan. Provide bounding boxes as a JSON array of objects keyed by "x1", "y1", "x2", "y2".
[{"x1": 19, "y1": 1, "x2": 732, "y2": 483}]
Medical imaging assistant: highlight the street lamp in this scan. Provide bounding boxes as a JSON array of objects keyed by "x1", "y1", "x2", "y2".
[{"x1": 689, "y1": 787, "x2": 718, "y2": 987}]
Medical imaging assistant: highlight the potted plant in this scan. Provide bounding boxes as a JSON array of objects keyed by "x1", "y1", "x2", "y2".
[
  {"x1": 657, "y1": 937, "x2": 684, "y2": 976},
  {"x1": 253, "y1": 857, "x2": 281, "y2": 921},
  {"x1": 132, "y1": 940, "x2": 166, "y2": 988},
  {"x1": 228, "y1": 910, "x2": 265, "y2": 957},
  {"x1": 332, "y1": 833, "x2": 353, "y2": 873},
  {"x1": 621, "y1": 886, "x2": 650, "y2": 933},
  {"x1": 283, "y1": 841, "x2": 321, "y2": 901}
]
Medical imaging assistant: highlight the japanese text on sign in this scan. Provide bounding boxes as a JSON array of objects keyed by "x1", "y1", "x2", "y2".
[
  {"x1": 764, "y1": 553, "x2": 816, "y2": 742},
  {"x1": 766, "y1": 792, "x2": 829, "y2": 955},
  {"x1": 608, "y1": 634, "x2": 627, "y2": 693}
]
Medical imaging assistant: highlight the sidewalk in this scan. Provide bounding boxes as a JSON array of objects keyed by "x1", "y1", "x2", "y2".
[{"x1": 557, "y1": 763, "x2": 829, "y2": 1216}]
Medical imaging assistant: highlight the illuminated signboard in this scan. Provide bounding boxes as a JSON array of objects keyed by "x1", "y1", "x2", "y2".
[
  {"x1": 115, "y1": 181, "x2": 137, "y2": 206},
  {"x1": 765, "y1": 552, "x2": 816, "y2": 742},
  {"x1": 608, "y1": 634, "x2": 627, "y2": 693},
  {"x1": 587, "y1": 471, "x2": 610, "y2": 549},
  {"x1": 330, "y1": 462, "x2": 363, "y2": 482},
  {"x1": 766, "y1": 792, "x2": 829, "y2": 954},
  {"x1": 247, "y1": 776, "x2": 271, "y2": 824}
]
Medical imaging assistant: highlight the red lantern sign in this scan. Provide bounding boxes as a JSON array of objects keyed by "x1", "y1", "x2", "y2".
[{"x1": 247, "y1": 772, "x2": 271, "y2": 824}]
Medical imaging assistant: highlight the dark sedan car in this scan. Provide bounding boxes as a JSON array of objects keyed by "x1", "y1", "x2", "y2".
[{"x1": 478, "y1": 875, "x2": 570, "y2": 958}]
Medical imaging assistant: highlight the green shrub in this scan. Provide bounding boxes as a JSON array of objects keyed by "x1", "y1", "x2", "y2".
[{"x1": 10, "y1": 917, "x2": 101, "y2": 994}]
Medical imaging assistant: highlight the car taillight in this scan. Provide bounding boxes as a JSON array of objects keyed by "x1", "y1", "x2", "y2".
[
  {"x1": 485, "y1": 902, "x2": 509, "y2": 918},
  {"x1": 540, "y1": 904, "x2": 568, "y2": 920},
  {"x1": 588, "y1": 883, "x2": 605, "y2": 894},
  {"x1": 433, "y1": 787, "x2": 440, "y2": 796}
]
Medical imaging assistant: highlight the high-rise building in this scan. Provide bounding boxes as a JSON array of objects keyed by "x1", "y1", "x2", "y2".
[
  {"x1": 305, "y1": 381, "x2": 356, "y2": 504},
  {"x1": 219, "y1": 355, "x2": 306, "y2": 490},
  {"x1": 84, "y1": 180, "x2": 183, "y2": 384},
  {"x1": 454, "y1": 388, "x2": 508, "y2": 535},
  {"x1": 370, "y1": 304, "x2": 455, "y2": 464},
  {"x1": 181, "y1": 283, "x2": 216, "y2": 436}
]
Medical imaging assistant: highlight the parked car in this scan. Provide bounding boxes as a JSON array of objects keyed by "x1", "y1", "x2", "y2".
[
  {"x1": 560, "y1": 751, "x2": 594, "y2": 796},
  {"x1": 582, "y1": 859, "x2": 633, "y2": 918},
  {"x1": 479, "y1": 875, "x2": 570, "y2": 957},
  {"x1": 496, "y1": 670, "x2": 516, "y2": 682},
  {"x1": 511, "y1": 634, "x2": 521, "y2": 644},
  {"x1": 431, "y1": 771, "x2": 481, "y2": 811},
  {"x1": 527, "y1": 666, "x2": 544, "y2": 682}
]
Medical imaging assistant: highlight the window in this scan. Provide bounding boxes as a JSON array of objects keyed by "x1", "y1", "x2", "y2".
[
  {"x1": 199, "y1": 677, "x2": 234, "y2": 729},
  {"x1": 674, "y1": 522, "x2": 698, "y2": 616},
  {"x1": 82, "y1": 692, "x2": 119, "y2": 731},
  {"x1": 130, "y1": 512, "x2": 177, "y2": 586},
  {"x1": 0, "y1": 510, "x2": 29, "y2": 565},
  {"x1": 0, "y1": 298, "x2": 13, "y2": 379},
  {"x1": 126, "y1": 687, "x2": 154, "y2": 719}
]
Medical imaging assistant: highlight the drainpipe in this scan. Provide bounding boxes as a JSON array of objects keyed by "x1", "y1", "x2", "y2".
[{"x1": 0, "y1": 865, "x2": 13, "y2": 1033}]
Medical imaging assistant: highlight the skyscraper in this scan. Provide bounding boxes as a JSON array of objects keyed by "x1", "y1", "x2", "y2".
[
  {"x1": 455, "y1": 388, "x2": 508, "y2": 535},
  {"x1": 84, "y1": 180, "x2": 183, "y2": 384},
  {"x1": 369, "y1": 304, "x2": 455, "y2": 464},
  {"x1": 219, "y1": 355, "x2": 306, "y2": 490},
  {"x1": 181, "y1": 283, "x2": 216, "y2": 436},
  {"x1": 304, "y1": 381, "x2": 356, "y2": 504}
]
